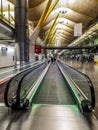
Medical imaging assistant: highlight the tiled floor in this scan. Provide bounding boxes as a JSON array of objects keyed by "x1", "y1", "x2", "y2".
[{"x1": 65, "y1": 60, "x2": 98, "y2": 115}]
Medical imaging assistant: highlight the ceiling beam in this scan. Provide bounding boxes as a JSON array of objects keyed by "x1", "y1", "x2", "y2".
[{"x1": 42, "y1": 46, "x2": 98, "y2": 50}]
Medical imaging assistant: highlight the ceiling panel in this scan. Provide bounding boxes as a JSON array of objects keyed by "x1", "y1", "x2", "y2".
[{"x1": 7, "y1": 0, "x2": 98, "y2": 47}]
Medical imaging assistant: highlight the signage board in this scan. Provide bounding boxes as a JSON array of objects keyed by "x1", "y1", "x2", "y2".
[{"x1": 74, "y1": 23, "x2": 82, "y2": 36}]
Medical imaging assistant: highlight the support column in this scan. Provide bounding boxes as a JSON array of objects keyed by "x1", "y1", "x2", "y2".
[
  {"x1": 15, "y1": 0, "x2": 29, "y2": 66},
  {"x1": 43, "y1": 47, "x2": 47, "y2": 58}
]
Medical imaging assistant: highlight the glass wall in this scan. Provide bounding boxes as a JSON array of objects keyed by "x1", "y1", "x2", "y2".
[{"x1": 0, "y1": 0, "x2": 14, "y2": 27}]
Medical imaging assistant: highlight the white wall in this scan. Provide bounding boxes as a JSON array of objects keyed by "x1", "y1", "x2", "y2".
[{"x1": 0, "y1": 44, "x2": 15, "y2": 68}]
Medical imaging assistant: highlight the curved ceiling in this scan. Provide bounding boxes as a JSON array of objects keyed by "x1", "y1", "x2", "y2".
[
  {"x1": 28, "y1": 0, "x2": 98, "y2": 47},
  {"x1": 8, "y1": 0, "x2": 98, "y2": 47}
]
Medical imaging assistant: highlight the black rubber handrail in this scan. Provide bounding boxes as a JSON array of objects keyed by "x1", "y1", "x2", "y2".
[
  {"x1": 15, "y1": 63, "x2": 47, "y2": 109},
  {"x1": 59, "y1": 60, "x2": 95, "y2": 111},
  {"x1": 67, "y1": 64, "x2": 96, "y2": 110},
  {"x1": 58, "y1": 62, "x2": 89, "y2": 112},
  {"x1": 4, "y1": 61, "x2": 45, "y2": 108},
  {"x1": 77, "y1": 71, "x2": 95, "y2": 109}
]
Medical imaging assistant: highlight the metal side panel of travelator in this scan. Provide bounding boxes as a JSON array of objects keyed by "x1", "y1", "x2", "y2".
[
  {"x1": 57, "y1": 60, "x2": 95, "y2": 113},
  {"x1": 4, "y1": 60, "x2": 49, "y2": 110}
]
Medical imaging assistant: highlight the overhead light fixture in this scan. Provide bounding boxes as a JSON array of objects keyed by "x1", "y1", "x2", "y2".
[
  {"x1": 58, "y1": 18, "x2": 69, "y2": 25},
  {"x1": 56, "y1": 23, "x2": 65, "y2": 29},
  {"x1": 52, "y1": 7, "x2": 72, "y2": 16},
  {"x1": 59, "y1": 21, "x2": 64, "y2": 24},
  {"x1": 57, "y1": 27, "x2": 62, "y2": 30},
  {"x1": 59, "y1": 10, "x2": 67, "y2": 14}
]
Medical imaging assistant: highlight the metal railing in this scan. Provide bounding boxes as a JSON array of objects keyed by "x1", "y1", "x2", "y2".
[
  {"x1": 4, "y1": 61, "x2": 47, "y2": 109},
  {"x1": 58, "y1": 60, "x2": 95, "y2": 112},
  {"x1": 0, "y1": 0, "x2": 14, "y2": 28}
]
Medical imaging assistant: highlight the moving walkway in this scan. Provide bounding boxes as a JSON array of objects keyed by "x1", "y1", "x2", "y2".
[
  {"x1": 4, "y1": 60, "x2": 95, "y2": 113},
  {"x1": 1, "y1": 60, "x2": 97, "y2": 130},
  {"x1": 0, "y1": 61, "x2": 45, "y2": 103}
]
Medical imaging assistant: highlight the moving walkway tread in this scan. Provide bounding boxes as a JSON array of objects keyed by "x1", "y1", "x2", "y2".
[{"x1": 32, "y1": 63, "x2": 76, "y2": 105}]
